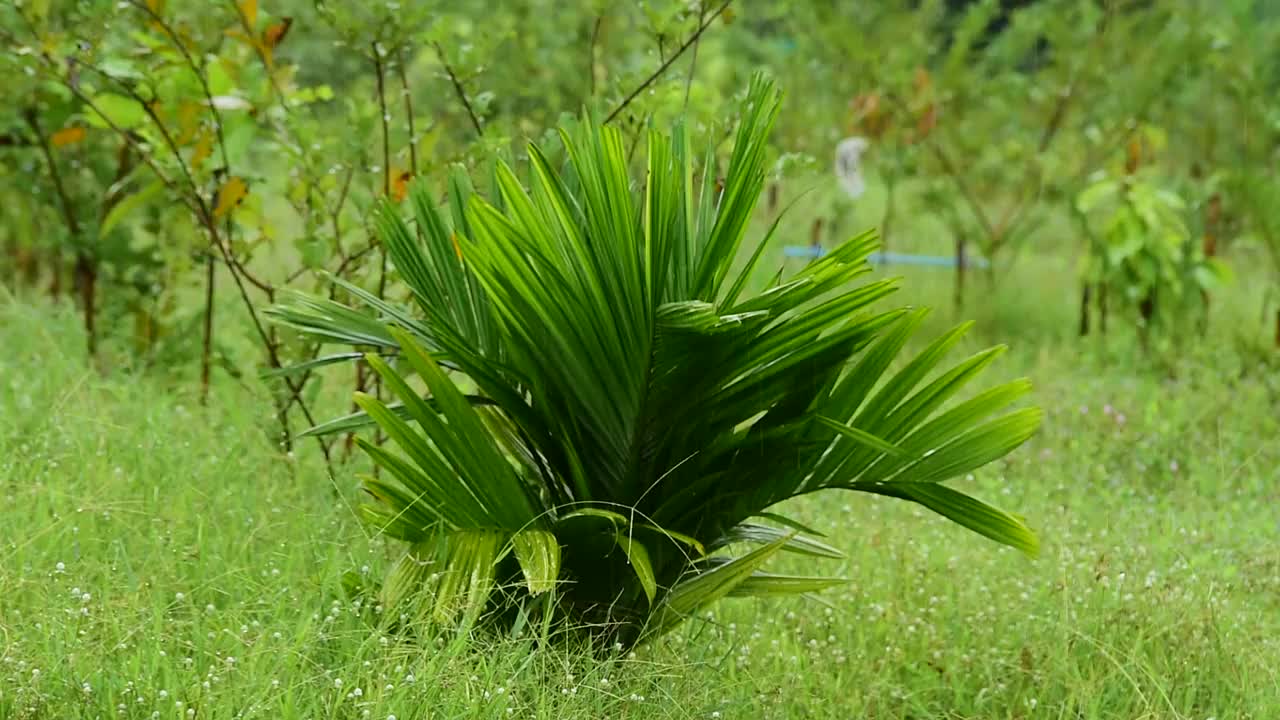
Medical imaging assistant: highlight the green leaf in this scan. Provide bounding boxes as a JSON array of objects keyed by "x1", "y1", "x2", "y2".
[
  {"x1": 512, "y1": 529, "x2": 561, "y2": 595},
  {"x1": 726, "y1": 572, "x2": 848, "y2": 597},
  {"x1": 99, "y1": 181, "x2": 163, "y2": 237},
  {"x1": 719, "y1": 523, "x2": 845, "y2": 559},
  {"x1": 636, "y1": 522, "x2": 706, "y2": 557},
  {"x1": 815, "y1": 416, "x2": 908, "y2": 457},
  {"x1": 617, "y1": 532, "x2": 657, "y2": 606},
  {"x1": 86, "y1": 93, "x2": 146, "y2": 130},
  {"x1": 646, "y1": 534, "x2": 791, "y2": 641},
  {"x1": 258, "y1": 353, "x2": 365, "y2": 379},
  {"x1": 858, "y1": 482, "x2": 1039, "y2": 557}
]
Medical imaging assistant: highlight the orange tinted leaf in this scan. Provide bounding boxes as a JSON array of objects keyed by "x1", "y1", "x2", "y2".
[
  {"x1": 391, "y1": 169, "x2": 413, "y2": 202},
  {"x1": 213, "y1": 176, "x2": 248, "y2": 218},
  {"x1": 450, "y1": 233, "x2": 463, "y2": 261},
  {"x1": 239, "y1": 0, "x2": 258, "y2": 27},
  {"x1": 259, "y1": 18, "x2": 293, "y2": 68},
  {"x1": 191, "y1": 131, "x2": 213, "y2": 171},
  {"x1": 263, "y1": 17, "x2": 293, "y2": 49},
  {"x1": 175, "y1": 101, "x2": 201, "y2": 145},
  {"x1": 51, "y1": 126, "x2": 86, "y2": 147},
  {"x1": 916, "y1": 103, "x2": 937, "y2": 139},
  {"x1": 1125, "y1": 137, "x2": 1141, "y2": 174},
  {"x1": 914, "y1": 67, "x2": 932, "y2": 92}
]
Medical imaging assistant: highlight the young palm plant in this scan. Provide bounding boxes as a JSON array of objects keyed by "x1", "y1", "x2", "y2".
[{"x1": 267, "y1": 76, "x2": 1042, "y2": 649}]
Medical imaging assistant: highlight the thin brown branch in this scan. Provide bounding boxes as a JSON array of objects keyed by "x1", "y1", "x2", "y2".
[
  {"x1": 683, "y1": 2, "x2": 707, "y2": 112},
  {"x1": 884, "y1": 90, "x2": 999, "y2": 246},
  {"x1": 605, "y1": 0, "x2": 732, "y2": 125},
  {"x1": 22, "y1": 109, "x2": 81, "y2": 238},
  {"x1": 373, "y1": 44, "x2": 393, "y2": 199},
  {"x1": 24, "y1": 107, "x2": 95, "y2": 355},
  {"x1": 397, "y1": 48, "x2": 418, "y2": 174},
  {"x1": 0, "y1": 133, "x2": 37, "y2": 147},
  {"x1": 434, "y1": 42, "x2": 485, "y2": 138},
  {"x1": 587, "y1": 15, "x2": 603, "y2": 100}
]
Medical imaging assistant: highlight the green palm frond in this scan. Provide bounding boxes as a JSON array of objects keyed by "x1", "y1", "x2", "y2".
[{"x1": 268, "y1": 74, "x2": 1041, "y2": 648}]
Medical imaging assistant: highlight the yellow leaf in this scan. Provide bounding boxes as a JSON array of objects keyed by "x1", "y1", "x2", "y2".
[
  {"x1": 175, "y1": 101, "x2": 201, "y2": 145},
  {"x1": 391, "y1": 169, "x2": 413, "y2": 202},
  {"x1": 721, "y1": 7, "x2": 735, "y2": 24},
  {"x1": 213, "y1": 176, "x2": 248, "y2": 218},
  {"x1": 146, "y1": 0, "x2": 165, "y2": 15},
  {"x1": 450, "y1": 233, "x2": 463, "y2": 261},
  {"x1": 51, "y1": 126, "x2": 86, "y2": 147},
  {"x1": 238, "y1": 0, "x2": 258, "y2": 27},
  {"x1": 191, "y1": 131, "x2": 213, "y2": 171}
]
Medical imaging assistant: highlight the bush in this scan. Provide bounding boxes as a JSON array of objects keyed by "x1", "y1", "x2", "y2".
[{"x1": 269, "y1": 76, "x2": 1042, "y2": 649}]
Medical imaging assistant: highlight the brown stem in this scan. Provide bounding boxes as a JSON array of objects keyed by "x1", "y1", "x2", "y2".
[
  {"x1": 954, "y1": 231, "x2": 967, "y2": 313},
  {"x1": 683, "y1": 2, "x2": 707, "y2": 112},
  {"x1": 605, "y1": 0, "x2": 733, "y2": 125},
  {"x1": 1274, "y1": 308, "x2": 1279, "y2": 349},
  {"x1": 881, "y1": 172, "x2": 897, "y2": 254},
  {"x1": 24, "y1": 107, "x2": 95, "y2": 355},
  {"x1": 371, "y1": 42, "x2": 394, "y2": 459},
  {"x1": 397, "y1": 48, "x2": 419, "y2": 175},
  {"x1": 434, "y1": 42, "x2": 485, "y2": 138},
  {"x1": 1099, "y1": 283, "x2": 1108, "y2": 336},
  {"x1": 587, "y1": 15, "x2": 603, "y2": 100},
  {"x1": 200, "y1": 254, "x2": 215, "y2": 402},
  {"x1": 1079, "y1": 282, "x2": 1092, "y2": 337}
]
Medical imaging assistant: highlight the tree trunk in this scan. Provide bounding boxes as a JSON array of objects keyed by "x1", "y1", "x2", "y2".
[
  {"x1": 1098, "y1": 283, "x2": 1109, "y2": 336},
  {"x1": 954, "y1": 232, "x2": 967, "y2": 312},
  {"x1": 881, "y1": 173, "x2": 896, "y2": 254},
  {"x1": 344, "y1": 360, "x2": 368, "y2": 459},
  {"x1": 200, "y1": 254, "x2": 215, "y2": 404},
  {"x1": 809, "y1": 217, "x2": 824, "y2": 265},
  {"x1": 73, "y1": 253, "x2": 96, "y2": 356},
  {"x1": 1138, "y1": 290, "x2": 1156, "y2": 354},
  {"x1": 1079, "y1": 282, "x2": 1092, "y2": 336},
  {"x1": 1200, "y1": 193, "x2": 1220, "y2": 335},
  {"x1": 48, "y1": 252, "x2": 62, "y2": 299},
  {"x1": 18, "y1": 247, "x2": 40, "y2": 288}
]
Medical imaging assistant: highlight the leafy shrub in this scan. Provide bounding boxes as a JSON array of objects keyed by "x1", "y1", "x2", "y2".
[
  {"x1": 269, "y1": 76, "x2": 1042, "y2": 649},
  {"x1": 1075, "y1": 170, "x2": 1231, "y2": 341}
]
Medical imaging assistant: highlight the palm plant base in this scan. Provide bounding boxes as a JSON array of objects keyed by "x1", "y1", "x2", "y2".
[{"x1": 269, "y1": 75, "x2": 1042, "y2": 651}]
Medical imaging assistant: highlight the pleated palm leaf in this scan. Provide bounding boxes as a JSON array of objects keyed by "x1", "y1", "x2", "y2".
[{"x1": 267, "y1": 75, "x2": 1041, "y2": 648}]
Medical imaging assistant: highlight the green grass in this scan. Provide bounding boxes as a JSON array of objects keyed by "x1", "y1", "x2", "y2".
[{"x1": 2, "y1": 253, "x2": 1279, "y2": 719}]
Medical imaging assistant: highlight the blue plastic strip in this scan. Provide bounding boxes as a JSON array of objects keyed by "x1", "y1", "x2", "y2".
[{"x1": 782, "y1": 246, "x2": 990, "y2": 269}]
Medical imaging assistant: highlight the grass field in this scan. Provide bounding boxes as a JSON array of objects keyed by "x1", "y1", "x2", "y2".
[{"x1": 2, "y1": 249, "x2": 1279, "y2": 719}]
